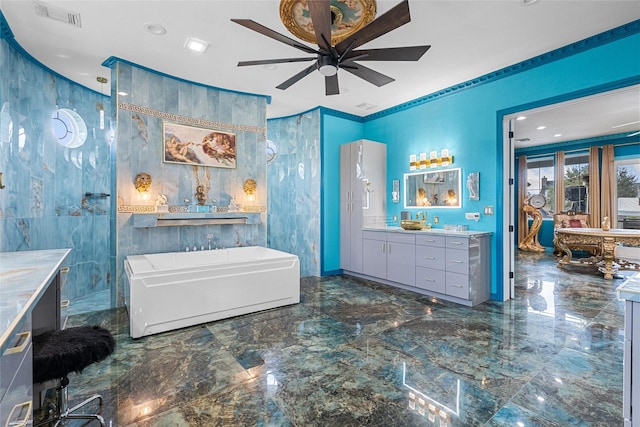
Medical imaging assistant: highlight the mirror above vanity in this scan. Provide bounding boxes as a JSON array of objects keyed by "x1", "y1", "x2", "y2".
[{"x1": 404, "y1": 167, "x2": 461, "y2": 208}]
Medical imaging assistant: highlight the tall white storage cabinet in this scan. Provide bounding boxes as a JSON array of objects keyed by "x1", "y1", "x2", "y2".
[{"x1": 340, "y1": 140, "x2": 387, "y2": 273}]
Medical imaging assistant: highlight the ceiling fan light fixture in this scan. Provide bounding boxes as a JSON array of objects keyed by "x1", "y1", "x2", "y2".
[
  {"x1": 319, "y1": 64, "x2": 338, "y2": 77},
  {"x1": 317, "y1": 55, "x2": 338, "y2": 76}
]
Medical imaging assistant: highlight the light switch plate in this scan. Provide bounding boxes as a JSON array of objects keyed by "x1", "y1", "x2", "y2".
[{"x1": 484, "y1": 206, "x2": 494, "y2": 215}]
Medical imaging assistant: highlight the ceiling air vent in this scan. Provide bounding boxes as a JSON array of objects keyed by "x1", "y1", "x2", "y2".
[{"x1": 34, "y1": 1, "x2": 82, "y2": 28}]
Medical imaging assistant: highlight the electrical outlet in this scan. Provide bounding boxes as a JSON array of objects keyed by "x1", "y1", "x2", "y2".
[{"x1": 484, "y1": 206, "x2": 494, "y2": 215}]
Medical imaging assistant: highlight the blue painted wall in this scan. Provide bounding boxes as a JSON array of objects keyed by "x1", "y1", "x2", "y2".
[{"x1": 361, "y1": 28, "x2": 640, "y2": 299}]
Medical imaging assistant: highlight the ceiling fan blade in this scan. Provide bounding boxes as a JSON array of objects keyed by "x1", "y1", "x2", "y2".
[
  {"x1": 238, "y1": 57, "x2": 316, "y2": 67},
  {"x1": 307, "y1": 0, "x2": 332, "y2": 52},
  {"x1": 341, "y1": 63, "x2": 395, "y2": 87},
  {"x1": 335, "y1": 0, "x2": 411, "y2": 54},
  {"x1": 344, "y1": 46, "x2": 431, "y2": 62},
  {"x1": 276, "y1": 63, "x2": 318, "y2": 90},
  {"x1": 231, "y1": 19, "x2": 318, "y2": 55},
  {"x1": 325, "y1": 74, "x2": 339, "y2": 95}
]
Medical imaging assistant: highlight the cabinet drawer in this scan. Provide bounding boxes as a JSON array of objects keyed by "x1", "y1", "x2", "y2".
[
  {"x1": 387, "y1": 233, "x2": 415, "y2": 245},
  {"x1": 362, "y1": 230, "x2": 386, "y2": 241},
  {"x1": 446, "y1": 236, "x2": 469, "y2": 250},
  {"x1": 416, "y1": 234, "x2": 446, "y2": 247},
  {"x1": 415, "y1": 267, "x2": 446, "y2": 294},
  {"x1": 0, "y1": 343, "x2": 32, "y2": 427},
  {"x1": 446, "y1": 248, "x2": 469, "y2": 274},
  {"x1": 446, "y1": 272, "x2": 470, "y2": 299},
  {"x1": 0, "y1": 317, "x2": 32, "y2": 401},
  {"x1": 415, "y1": 245, "x2": 445, "y2": 269}
]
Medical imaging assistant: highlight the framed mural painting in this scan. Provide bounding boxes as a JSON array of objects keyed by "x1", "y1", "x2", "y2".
[{"x1": 163, "y1": 121, "x2": 236, "y2": 168}]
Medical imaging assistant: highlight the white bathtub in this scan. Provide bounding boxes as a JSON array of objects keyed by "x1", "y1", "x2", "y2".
[{"x1": 124, "y1": 246, "x2": 300, "y2": 338}]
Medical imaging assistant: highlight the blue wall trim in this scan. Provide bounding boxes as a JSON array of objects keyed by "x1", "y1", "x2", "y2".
[
  {"x1": 0, "y1": 11, "x2": 13, "y2": 39},
  {"x1": 102, "y1": 56, "x2": 272, "y2": 104},
  {"x1": 0, "y1": 11, "x2": 107, "y2": 97},
  {"x1": 364, "y1": 19, "x2": 640, "y2": 121},
  {"x1": 319, "y1": 107, "x2": 365, "y2": 123}
]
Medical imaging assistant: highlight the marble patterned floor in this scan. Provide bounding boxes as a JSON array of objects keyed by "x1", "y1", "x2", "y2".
[{"x1": 58, "y1": 251, "x2": 629, "y2": 426}]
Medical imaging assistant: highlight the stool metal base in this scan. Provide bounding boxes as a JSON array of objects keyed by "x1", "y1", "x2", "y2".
[{"x1": 34, "y1": 377, "x2": 105, "y2": 427}]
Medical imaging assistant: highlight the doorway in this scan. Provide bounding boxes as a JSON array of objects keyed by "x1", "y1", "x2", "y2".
[{"x1": 500, "y1": 82, "x2": 640, "y2": 300}]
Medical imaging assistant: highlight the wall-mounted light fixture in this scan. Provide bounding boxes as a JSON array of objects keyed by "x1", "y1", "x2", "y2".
[
  {"x1": 134, "y1": 172, "x2": 152, "y2": 201},
  {"x1": 410, "y1": 149, "x2": 454, "y2": 170},
  {"x1": 409, "y1": 154, "x2": 417, "y2": 171},
  {"x1": 243, "y1": 178, "x2": 257, "y2": 202}
]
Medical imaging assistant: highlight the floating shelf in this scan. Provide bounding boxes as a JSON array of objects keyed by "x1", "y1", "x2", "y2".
[{"x1": 133, "y1": 212, "x2": 262, "y2": 228}]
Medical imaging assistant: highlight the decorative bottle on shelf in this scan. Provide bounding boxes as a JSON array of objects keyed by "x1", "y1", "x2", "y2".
[{"x1": 601, "y1": 216, "x2": 611, "y2": 231}]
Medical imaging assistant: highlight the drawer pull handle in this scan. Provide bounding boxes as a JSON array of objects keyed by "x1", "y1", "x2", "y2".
[
  {"x1": 424, "y1": 256, "x2": 435, "y2": 260},
  {"x1": 61, "y1": 299, "x2": 70, "y2": 309},
  {"x1": 451, "y1": 260, "x2": 463, "y2": 264},
  {"x1": 425, "y1": 239, "x2": 435, "y2": 242},
  {"x1": 450, "y1": 242, "x2": 463, "y2": 245},
  {"x1": 423, "y1": 278, "x2": 435, "y2": 282},
  {"x1": 3, "y1": 331, "x2": 31, "y2": 355},
  {"x1": 451, "y1": 283, "x2": 463, "y2": 288},
  {"x1": 60, "y1": 267, "x2": 70, "y2": 273},
  {"x1": 6, "y1": 400, "x2": 32, "y2": 427}
]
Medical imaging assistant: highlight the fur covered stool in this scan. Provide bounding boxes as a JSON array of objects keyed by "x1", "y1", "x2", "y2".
[{"x1": 33, "y1": 325, "x2": 115, "y2": 427}]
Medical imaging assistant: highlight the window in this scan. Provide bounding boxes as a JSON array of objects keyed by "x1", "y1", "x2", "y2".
[
  {"x1": 563, "y1": 152, "x2": 589, "y2": 212},
  {"x1": 615, "y1": 157, "x2": 640, "y2": 228},
  {"x1": 526, "y1": 156, "x2": 554, "y2": 217}
]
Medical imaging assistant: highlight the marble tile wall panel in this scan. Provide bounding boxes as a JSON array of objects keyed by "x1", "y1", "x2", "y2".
[
  {"x1": 113, "y1": 62, "x2": 268, "y2": 307},
  {"x1": 0, "y1": 39, "x2": 112, "y2": 309},
  {"x1": 267, "y1": 109, "x2": 321, "y2": 277}
]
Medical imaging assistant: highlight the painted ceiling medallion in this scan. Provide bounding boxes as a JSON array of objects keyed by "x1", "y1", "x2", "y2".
[{"x1": 279, "y1": 0, "x2": 377, "y2": 45}]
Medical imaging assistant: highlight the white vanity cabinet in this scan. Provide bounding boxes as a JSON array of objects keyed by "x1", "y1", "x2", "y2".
[
  {"x1": 340, "y1": 140, "x2": 386, "y2": 274},
  {"x1": 362, "y1": 231, "x2": 415, "y2": 285},
  {"x1": 617, "y1": 275, "x2": 640, "y2": 427},
  {"x1": 354, "y1": 230, "x2": 491, "y2": 307}
]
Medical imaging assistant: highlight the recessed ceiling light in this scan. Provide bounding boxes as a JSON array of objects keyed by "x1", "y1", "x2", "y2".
[
  {"x1": 263, "y1": 65, "x2": 277, "y2": 70},
  {"x1": 118, "y1": 91, "x2": 129, "y2": 96},
  {"x1": 536, "y1": 126, "x2": 546, "y2": 130},
  {"x1": 516, "y1": 116, "x2": 527, "y2": 121},
  {"x1": 185, "y1": 37, "x2": 210, "y2": 53},
  {"x1": 57, "y1": 53, "x2": 70, "y2": 59},
  {"x1": 553, "y1": 133, "x2": 562, "y2": 137},
  {"x1": 144, "y1": 22, "x2": 166, "y2": 35}
]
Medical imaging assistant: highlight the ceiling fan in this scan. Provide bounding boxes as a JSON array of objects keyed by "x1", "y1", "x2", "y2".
[{"x1": 231, "y1": 0, "x2": 430, "y2": 95}]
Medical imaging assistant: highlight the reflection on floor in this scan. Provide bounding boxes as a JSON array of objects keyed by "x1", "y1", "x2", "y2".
[{"x1": 63, "y1": 251, "x2": 628, "y2": 426}]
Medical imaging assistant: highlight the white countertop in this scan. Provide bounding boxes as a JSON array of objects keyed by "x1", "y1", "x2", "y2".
[
  {"x1": 618, "y1": 273, "x2": 640, "y2": 303},
  {"x1": 363, "y1": 226, "x2": 492, "y2": 237},
  {"x1": 0, "y1": 248, "x2": 70, "y2": 350}
]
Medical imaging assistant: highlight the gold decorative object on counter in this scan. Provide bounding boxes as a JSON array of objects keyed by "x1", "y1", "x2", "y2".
[{"x1": 602, "y1": 216, "x2": 611, "y2": 231}]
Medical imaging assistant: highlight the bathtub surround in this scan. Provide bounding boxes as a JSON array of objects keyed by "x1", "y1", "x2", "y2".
[
  {"x1": 110, "y1": 60, "x2": 269, "y2": 307},
  {"x1": 125, "y1": 246, "x2": 300, "y2": 338}
]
